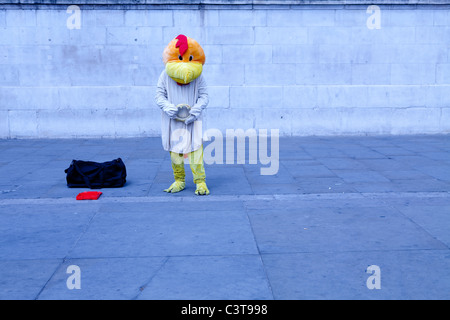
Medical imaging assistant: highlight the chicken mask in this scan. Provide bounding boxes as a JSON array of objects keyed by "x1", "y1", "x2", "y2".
[{"x1": 163, "y1": 34, "x2": 206, "y2": 85}]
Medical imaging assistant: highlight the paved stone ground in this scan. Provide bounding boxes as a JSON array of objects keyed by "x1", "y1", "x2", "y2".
[{"x1": 0, "y1": 135, "x2": 449, "y2": 300}]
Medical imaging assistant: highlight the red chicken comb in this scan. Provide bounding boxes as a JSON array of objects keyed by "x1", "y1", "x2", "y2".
[{"x1": 175, "y1": 34, "x2": 188, "y2": 57}]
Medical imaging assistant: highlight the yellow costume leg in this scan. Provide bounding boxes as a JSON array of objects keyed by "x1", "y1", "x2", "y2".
[
  {"x1": 188, "y1": 146, "x2": 209, "y2": 195},
  {"x1": 164, "y1": 152, "x2": 186, "y2": 193}
]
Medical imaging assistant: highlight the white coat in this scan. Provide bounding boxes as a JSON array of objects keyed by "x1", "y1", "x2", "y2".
[{"x1": 155, "y1": 70, "x2": 209, "y2": 154}]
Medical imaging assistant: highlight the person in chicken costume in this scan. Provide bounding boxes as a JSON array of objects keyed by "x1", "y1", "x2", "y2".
[{"x1": 155, "y1": 34, "x2": 210, "y2": 195}]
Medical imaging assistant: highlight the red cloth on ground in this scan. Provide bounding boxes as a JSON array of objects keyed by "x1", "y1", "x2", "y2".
[{"x1": 76, "y1": 191, "x2": 102, "y2": 200}]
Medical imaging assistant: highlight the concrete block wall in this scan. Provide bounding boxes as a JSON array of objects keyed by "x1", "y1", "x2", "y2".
[{"x1": 0, "y1": 3, "x2": 449, "y2": 138}]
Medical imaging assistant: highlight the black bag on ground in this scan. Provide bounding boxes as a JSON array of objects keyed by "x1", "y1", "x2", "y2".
[{"x1": 65, "y1": 158, "x2": 127, "y2": 188}]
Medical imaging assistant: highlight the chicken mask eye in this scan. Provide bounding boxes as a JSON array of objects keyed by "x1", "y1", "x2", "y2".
[
  {"x1": 178, "y1": 55, "x2": 183, "y2": 61},
  {"x1": 189, "y1": 55, "x2": 193, "y2": 61}
]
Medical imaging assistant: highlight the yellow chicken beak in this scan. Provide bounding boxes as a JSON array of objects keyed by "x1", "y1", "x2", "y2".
[{"x1": 165, "y1": 62, "x2": 203, "y2": 84}]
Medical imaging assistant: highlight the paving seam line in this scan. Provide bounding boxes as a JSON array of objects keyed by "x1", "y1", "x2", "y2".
[{"x1": 0, "y1": 191, "x2": 449, "y2": 205}]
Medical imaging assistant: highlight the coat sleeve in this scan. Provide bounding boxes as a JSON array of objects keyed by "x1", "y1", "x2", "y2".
[
  {"x1": 155, "y1": 71, "x2": 172, "y2": 111},
  {"x1": 189, "y1": 75, "x2": 209, "y2": 119}
]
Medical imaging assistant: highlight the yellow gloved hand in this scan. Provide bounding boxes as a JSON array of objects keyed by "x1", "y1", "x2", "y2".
[
  {"x1": 195, "y1": 181, "x2": 210, "y2": 195},
  {"x1": 164, "y1": 180, "x2": 186, "y2": 193}
]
